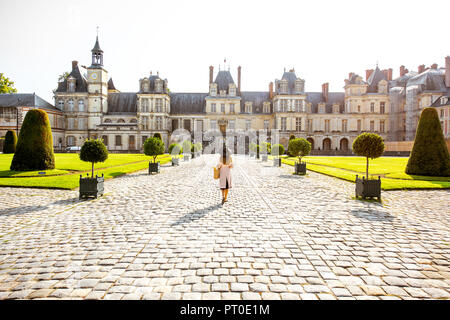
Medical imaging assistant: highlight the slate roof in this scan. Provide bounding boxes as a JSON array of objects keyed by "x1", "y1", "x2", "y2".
[
  {"x1": 214, "y1": 71, "x2": 235, "y2": 92},
  {"x1": 0, "y1": 93, "x2": 58, "y2": 111},
  {"x1": 305, "y1": 92, "x2": 345, "y2": 113},
  {"x1": 347, "y1": 73, "x2": 365, "y2": 85},
  {"x1": 366, "y1": 67, "x2": 387, "y2": 93},
  {"x1": 107, "y1": 92, "x2": 137, "y2": 114},
  {"x1": 169, "y1": 92, "x2": 207, "y2": 114},
  {"x1": 55, "y1": 65, "x2": 88, "y2": 93},
  {"x1": 240, "y1": 91, "x2": 271, "y2": 113},
  {"x1": 108, "y1": 78, "x2": 117, "y2": 91},
  {"x1": 281, "y1": 71, "x2": 298, "y2": 94},
  {"x1": 92, "y1": 36, "x2": 102, "y2": 52},
  {"x1": 406, "y1": 68, "x2": 446, "y2": 92}
]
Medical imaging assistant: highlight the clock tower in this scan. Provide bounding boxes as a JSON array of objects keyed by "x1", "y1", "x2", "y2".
[{"x1": 87, "y1": 34, "x2": 108, "y2": 133}]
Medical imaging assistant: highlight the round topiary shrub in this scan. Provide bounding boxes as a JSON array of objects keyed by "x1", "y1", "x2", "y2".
[
  {"x1": 10, "y1": 109, "x2": 55, "y2": 171},
  {"x1": 249, "y1": 142, "x2": 257, "y2": 154},
  {"x1": 195, "y1": 142, "x2": 202, "y2": 153},
  {"x1": 80, "y1": 139, "x2": 108, "y2": 177},
  {"x1": 288, "y1": 138, "x2": 311, "y2": 162},
  {"x1": 144, "y1": 137, "x2": 165, "y2": 163},
  {"x1": 260, "y1": 142, "x2": 271, "y2": 154},
  {"x1": 3, "y1": 130, "x2": 17, "y2": 154},
  {"x1": 153, "y1": 132, "x2": 162, "y2": 140},
  {"x1": 352, "y1": 132, "x2": 385, "y2": 179},
  {"x1": 271, "y1": 144, "x2": 285, "y2": 157},
  {"x1": 168, "y1": 143, "x2": 182, "y2": 157},
  {"x1": 289, "y1": 134, "x2": 296, "y2": 141},
  {"x1": 182, "y1": 140, "x2": 192, "y2": 155},
  {"x1": 406, "y1": 108, "x2": 450, "y2": 176}
]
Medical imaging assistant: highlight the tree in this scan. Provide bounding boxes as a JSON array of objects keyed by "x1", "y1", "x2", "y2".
[
  {"x1": 0, "y1": 73, "x2": 17, "y2": 94},
  {"x1": 352, "y1": 133, "x2": 385, "y2": 179},
  {"x1": 144, "y1": 137, "x2": 165, "y2": 163},
  {"x1": 3, "y1": 130, "x2": 17, "y2": 154},
  {"x1": 79, "y1": 139, "x2": 108, "y2": 178},
  {"x1": 10, "y1": 109, "x2": 55, "y2": 171},
  {"x1": 153, "y1": 132, "x2": 162, "y2": 140},
  {"x1": 289, "y1": 134, "x2": 296, "y2": 141},
  {"x1": 288, "y1": 138, "x2": 311, "y2": 163},
  {"x1": 271, "y1": 144, "x2": 285, "y2": 157},
  {"x1": 406, "y1": 107, "x2": 450, "y2": 176},
  {"x1": 53, "y1": 72, "x2": 69, "y2": 94}
]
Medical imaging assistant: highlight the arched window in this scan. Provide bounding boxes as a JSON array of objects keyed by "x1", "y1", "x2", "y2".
[
  {"x1": 322, "y1": 138, "x2": 331, "y2": 151},
  {"x1": 118, "y1": 119, "x2": 125, "y2": 123},
  {"x1": 130, "y1": 119, "x2": 137, "y2": 123},
  {"x1": 307, "y1": 138, "x2": 314, "y2": 150},
  {"x1": 104, "y1": 119, "x2": 112, "y2": 123},
  {"x1": 340, "y1": 138, "x2": 349, "y2": 151},
  {"x1": 68, "y1": 99, "x2": 74, "y2": 112}
]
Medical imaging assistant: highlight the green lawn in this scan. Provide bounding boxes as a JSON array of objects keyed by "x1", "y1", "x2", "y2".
[
  {"x1": 0, "y1": 153, "x2": 172, "y2": 189},
  {"x1": 279, "y1": 156, "x2": 450, "y2": 190}
]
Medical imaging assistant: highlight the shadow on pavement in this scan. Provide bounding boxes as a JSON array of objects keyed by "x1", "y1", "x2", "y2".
[{"x1": 171, "y1": 203, "x2": 222, "y2": 227}]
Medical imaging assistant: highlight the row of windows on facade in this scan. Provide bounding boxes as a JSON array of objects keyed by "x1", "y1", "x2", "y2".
[
  {"x1": 209, "y1": 103, "x2": 271, "y2": 114},
  {"x1": 141, "y1": 79, "x2": 166, "y2": 93},
  {"x1": 209, "y1": 84, "x2": 236, "y2": 97},
  {"x1": 276, "y1": 118, "x2": 386, "y2": 133},
  {"x1": 346, "y1": 83, "x2": 388, "y2": 95},
  {"x1": 346, "y1": 101, "x2": 386, "y2": 114},
  {"x1": 139, "y1": 98, "x2": 168, "y2": 113},
  {"x1": 58, "y1": 99, "x2": 85, "y2": 112},
  {"x1": 67, "y1": 135, "x2": 144, "y2": 148},
  {"x1": 276, "y1": 79, "x2": 305, "y2": 94}
]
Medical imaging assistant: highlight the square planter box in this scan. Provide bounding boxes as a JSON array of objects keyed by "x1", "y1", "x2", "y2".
[
  {"x1": 273, "y1": 158, "x2": 281, "y2": 167},
  {"x1": 172, "y1": 158, "x2": 179, "y2": 166},
  {"x1": 295, "y1": 162, "x2": 307, "y2": 175},
  {"x1": 184, "y1": 155, "x2": 190, "y2": 161},
  {"x1": 261, "y1": 154, "x2": 268, "y2": 161},
  {"x1": 191, "y1": 152, "x2": 195, "y2": 159},
  {"x1": 79, "y1": 174, "x2": 104, "y2": 199},
  {"x1": 355, "y1": 175, "x2": 381, "y2": 200},
  {"x1": 149, "y1": 161, "x2": 160, "y2": 174}
]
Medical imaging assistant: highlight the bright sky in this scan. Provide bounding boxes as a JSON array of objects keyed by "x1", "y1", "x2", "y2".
[{"x1": 1, "y1": 0, "x2": 449, "y2": 103}]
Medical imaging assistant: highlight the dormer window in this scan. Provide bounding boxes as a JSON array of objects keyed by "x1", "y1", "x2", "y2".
[
  {"x1": 229, "y1": 84, "x2": 236, "y2": 96},
  {"x1": 210, "y1": 84, "x2": 217, "y2": 96},
  {"x1": 142, "y1": 79, "x2": 150, "y2": 92},
  {"x1": 295, "y1": 79, "x2": 304, "y2": 93},
  {"x1": 245, "y1": 102, "x2": 252, "y2": 113},
  {"x1": 220, "y1": 90, "x2": 226, "y2": 97},
  {"x1": 155, "y1": 80, "x2": 163, "y2": 93},
  {"x1": 58, "y1": 100, "x2": 64, "y2": 110},
  {"x1": 67, "y1": 77, "x2": 76, "y2": 92},
  {"x1": 441, "y1": 96, "x2": 447, "y2": 105},
  {"x1": 263, "y1": 102, "x2": 270, "y2": 113},
  {"x1": 280, "y1": 80, "x2": 288, "y2": 94}
]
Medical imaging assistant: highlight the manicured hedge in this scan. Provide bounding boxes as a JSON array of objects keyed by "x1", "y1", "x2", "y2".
[{"x1": 3, "y1": 130, "x2": 17, "y2": 154}]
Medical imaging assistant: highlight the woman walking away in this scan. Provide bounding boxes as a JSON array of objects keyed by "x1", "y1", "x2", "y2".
[{"x1": 217, "y1": 148, "x2": 233, "y2": 204}]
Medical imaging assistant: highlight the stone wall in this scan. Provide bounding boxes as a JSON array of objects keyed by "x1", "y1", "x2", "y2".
[{"x1": 384, "y1": 139, "x2": 450, "y2": 154}]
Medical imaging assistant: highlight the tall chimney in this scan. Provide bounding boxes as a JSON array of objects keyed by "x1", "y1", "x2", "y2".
[
  {"x1": 387, "y1": 68, "x2": 393, "y2": 81},
  {"x1": 237, "y1": 66, "x2": 241, "y2": 95},
  {"x1": 446, "y1": 56, "x2": 450, "y2": 87},
  {"x1": 430, "y1": 63, "x2": 438, "y2": 69},
  {"x1": 400, "y1": 65, "x2": 406, "y2": 77},
  {"x1": 365, "y1": 69, "x2": 374, "y2": 81},
  {"x1": 269, "y1": 82, "x2": 274, "y2": 99},
  {"x1": 209, "y1": 66, "x2": 214, "y2": 84},
  {"x1": 322, "y1": 83, "x2": 329, "y2": 103},
  {"x1": 72, "y1": 60, "x2": 78, "y2": 70},
  {"x1": 418, "y1": 64, "x2": 425, "y2": 74},
  {"x1": 349, "y1": 72, "x2": 355, "y2": 80}
]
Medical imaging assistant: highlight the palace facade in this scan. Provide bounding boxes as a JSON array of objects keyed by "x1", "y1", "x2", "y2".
[{"x1": 2, "y1": 36, "x2": 450, "y2": 153}]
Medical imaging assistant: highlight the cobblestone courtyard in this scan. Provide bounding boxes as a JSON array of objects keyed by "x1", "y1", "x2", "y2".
[{"x1": 0, "y1": 155, "x2": 449, "y2": 300}]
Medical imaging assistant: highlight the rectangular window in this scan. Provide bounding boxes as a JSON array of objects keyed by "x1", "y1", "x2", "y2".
[
  {"x1": 115, "y1": 135, "x2": 122, "y2": 146},
  {"x1": 295, "y1": 100, "x2": 301, "y2": 112},
  {"x1": 58, "y1": 100, "x2": 64, "y2": 110},
  {"x1": 342, "y1": 119, "x2": 348, "y2": 132},
  {"x1": 370, "y1": 102, "x2": 375, "y2": 113},
  {"x1": 370, "y1": 120, "x2": 374, "y2": 132},
  {"x1": 280, "y1": 100, "x2": 287, "y2": 112},
  {"x1": 221, "y1": 104, "x2": 225, "y2": 113},
  {"x1": 296, "y1": 117, "x2": 302, "y2": 131},
  {"x1": 155, "y1": 99, "x2": 162, "y2": 112},
  {"x1": 156, "y1": 117, "x2": 162, "y2": 130},
  {"x1": 210, "y1": 120, "x2": 217, "y2": 130},
  {"x1": 78, "y1": 118, "x2": 85, "y2": 130},
  {"x1": 308, "y1": 119, "x2": 313, "y2": 132},
  {"x1": 380, "y1": 102, "x2": 385, "y2": 114},
  {"x1": 357, "y1": 119, "x2": 362, "y2": 131},
  {"x1": 281, "y1": 117, "x2": 287, "y2": 131},
  {"x1": 228, "y1": 120, "x2": 235, "y2": 130},
  {"x1": 325, "y1": 119, "x2": 330, "y2": 132},
  {"x1": 264, "y1": 120, "x2": 269, "y2": 130},
  {"x1": 230, "y1": 104, "x2": 235, "y2": 113},
  {"x1": 211, "y1": 103, "x2": 216, "y2": 113},
  {"x1": 380, "y1": 120, "x2": 385, "y2": 133},
  {"x1": 246, "y1": 120, "x2": 251, "y2": 131}
]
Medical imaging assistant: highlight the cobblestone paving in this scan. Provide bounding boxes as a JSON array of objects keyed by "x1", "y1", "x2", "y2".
[{"x1": 0, "y1": 155, "x2": 449, "y2": 300}]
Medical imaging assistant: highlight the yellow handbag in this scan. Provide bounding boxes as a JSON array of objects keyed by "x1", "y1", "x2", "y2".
[{"x1": 213, "y1": 167, "x2": 220, "y2": 179}]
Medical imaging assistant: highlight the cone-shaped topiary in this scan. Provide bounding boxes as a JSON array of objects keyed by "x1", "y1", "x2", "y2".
[
  {"x1": 10, "y1": 109, "x2": 55, "y2": 171},
  {"x1": 3, "y1": 130, "x2": 17, "y2": 154},
  {"x1": 406, "y1": 107, "x2": 450, "y2": 176},
  {"x1": 153, "y1": 132, "x2": 162, "y2": 140},
  {"x1": 288, "y1": 138, "x2": 311, "y2": 162},
  {"x1": 352, "y1": 132, "x2": 385, "y2": 179},
  {"x1": 79, "y1": 139, "x2": 108, "y2": 178},
  {"x1": 144, "y1": 137, "x2": 165, "y2": 163}
]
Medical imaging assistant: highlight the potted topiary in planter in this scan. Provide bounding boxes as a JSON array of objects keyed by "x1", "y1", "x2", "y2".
[
  {"x1": 288, "y1": 138, "x2": 311, "y2": 175},
  {"x1": 182, "y1": 140, "x2": 192, "y2": 161},
  {"x1": 144, "y1": 137, "x2": 165, "y2": 174},
  {"x1": 260, "y1": 142, "x2": 271, "y2": 161},
  {"x1": 79, "y1": 139, "x2": 108, "y2": 199},
  {"x1": 168, "y1": 143, "x2": 182, "y2": 166},
  {"x1": 352, "y1": 133, "x2": 385, "y2": 200},
  {"x1": 271, "y1": 144, "x2": 284, "y2": 167}
]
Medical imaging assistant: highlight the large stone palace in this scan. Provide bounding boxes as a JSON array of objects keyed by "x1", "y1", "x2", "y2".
[{"x1": 1, "y1": 36, "x2": 450, "y2": 153}]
